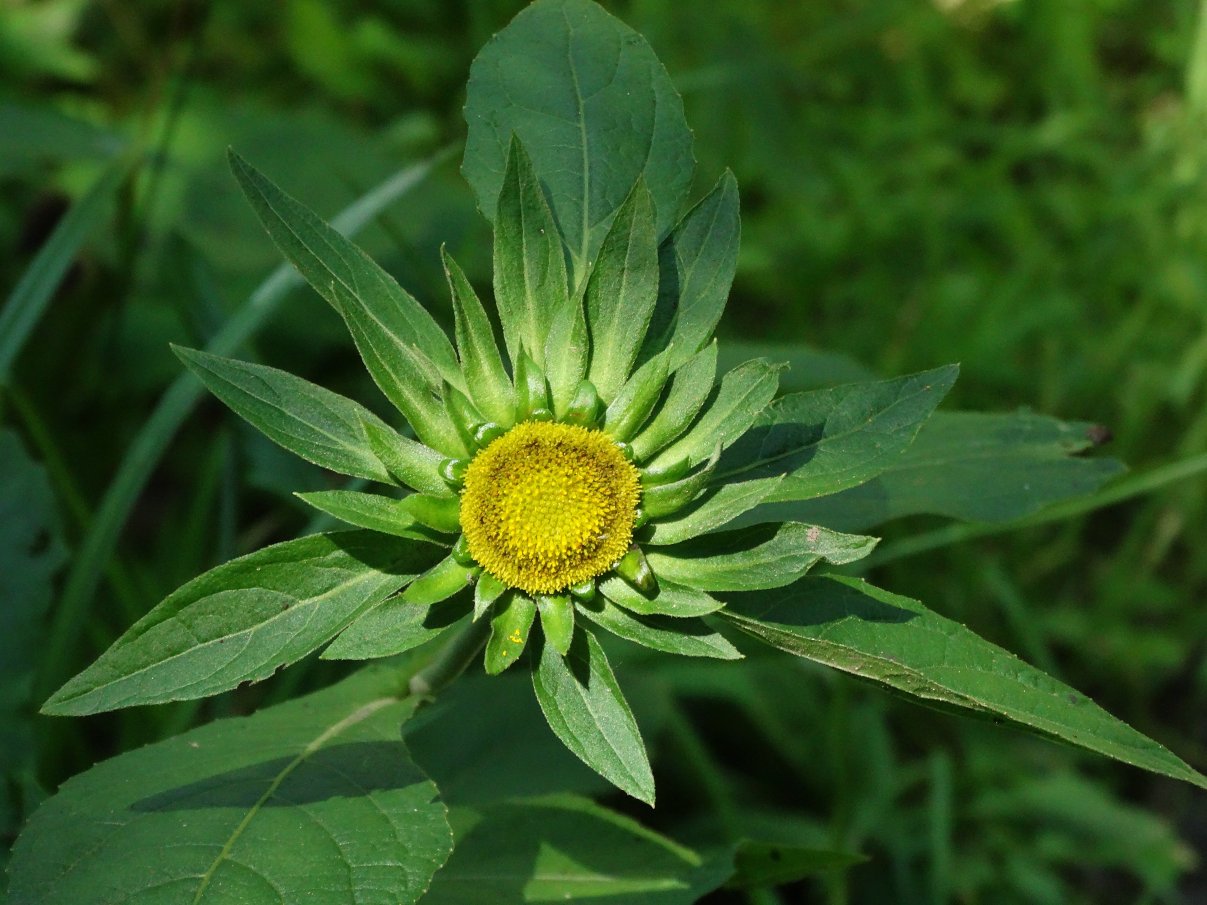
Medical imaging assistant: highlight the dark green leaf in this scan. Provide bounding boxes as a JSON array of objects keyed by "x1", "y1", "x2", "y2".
[
  {"x1": 532, "y1": 630, "x2": 655, "y2": 804},
  {"x1": 586, "y1": 180, "x2": 660, "y2": 401},
  {"x1": 578, "y1": 598, "x2": 741, "y2": 660},
  {"x1": 646, "y1": 476, "x2": 783, "y2": 545},
  {"x1": 718, "y1": 365, "x2": 959, "y2": 501},
  {"x1": 778, "y1": 411, "x2": 1127, "y2": 531},
  {"x1": 463, "y1": 0, "x2": 694, "y2": 281},
  {"x1": 492, "y1": 136, "x2": 570, "y2": 370},
  {"x1": 647, "y1": 522, "x2": 877, "y2": 592},
  {"x1": 43, "y1": 532, "x2": 423, "y2": 715},
  {"x1": 721, "y1": 576, "x2": 1207, "y2": 791},
  {"x1": 726, "y1": 840, "x2": 867, "y2": 889},
  {"x1": 645, "y1": 171, "x2": 741, "y2": 371},
  {"x1": 175, "y1": 346, "x2": 394, "y2": 483},
  {"x1": 486, "y1": 592, "x2": 537, "y2": 675},
  {"x1": 599, "y1": 576, "x2": 725, "y2": 618},
  {"x1": 296, "y1": 490, "x2": 450, "y2": 542},
  {"x1": 443, "y1": 248, "x2": 516, "y2": 427},
  {"x1": 631, "y1": 340, "x2": 718, "y2": 462},
  {"x1": 10, "y1": 669, "x2": 452, "y2": 904},
  {"x1": 324, "y1": 596, "x2": 467, "y2": 660}
]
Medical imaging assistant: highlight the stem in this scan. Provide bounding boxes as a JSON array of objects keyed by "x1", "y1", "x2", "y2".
[
  {"x1": 1189, "y1": 0, "x2": 1207, "y2": 114},
  {"x1": 408, "y1": 616, "x2": 492, "y2": 697}
]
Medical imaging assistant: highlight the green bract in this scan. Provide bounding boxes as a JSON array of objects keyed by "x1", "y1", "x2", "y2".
[{"x1": 14, "y1": 3, "x2": 1203, "y2": 903}]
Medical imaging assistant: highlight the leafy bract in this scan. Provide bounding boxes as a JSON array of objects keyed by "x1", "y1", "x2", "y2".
[
  {"x1": 443, "y1": 248, "x2": 516, "y2": 426},
  {"x1": 646, "y1": 476, "x2": 783, "y2": 546},
  {"x1": 760, "y1": 411, "x2": 1126, "y2": 531},
  {"x1": 532, "y1": 630, "x2": 655, "y2": 803},
  {"x1": 176, "y1": 346, "x2": 396, "y2": 483},
  {"x1": 296, "y1": 490, "x2": 450, "y2": 542},
  {"x1": 43, "y1": 532, "x2": 426, "y2": 715},
  {"x1": 10, "y1": 669, "x2": 452, "y2": 905},
  {"x1": 578, "y1": 598, "x2": 741, "y2": 661},
  {"x1": 463, "y1": 0, "x2": 694, "y2": 282},
  {"x1": 718, "y1": 365, "x2": 959, "y2": 502},
  {"x1": 323, "y1": 596, "x2": 467, "y2": 660},
  {"x1": 422, "y1": 795, "x2": 730, "y2": 904},
  {"x1": 721, "y1": 576, "x2": 1207, "y2": 791}
]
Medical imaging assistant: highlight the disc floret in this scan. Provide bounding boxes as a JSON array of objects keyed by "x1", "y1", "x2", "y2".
[{"x1": 459, "y1": 420, "x2": 641, "y2": 594}]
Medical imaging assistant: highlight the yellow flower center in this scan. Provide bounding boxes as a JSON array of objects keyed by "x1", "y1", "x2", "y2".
[{"x1": 459, "y1": 421, "x2": 640, "y2": 594}]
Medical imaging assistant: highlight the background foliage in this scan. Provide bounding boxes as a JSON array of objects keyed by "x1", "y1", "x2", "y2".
[{"x1": 3, "y1": 0, "x2": 1207, "y2": 902}]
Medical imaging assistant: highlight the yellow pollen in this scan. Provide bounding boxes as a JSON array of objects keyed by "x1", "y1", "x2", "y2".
[{"x1": 459, "y1": 421, "x2": 641, "y2": 594}]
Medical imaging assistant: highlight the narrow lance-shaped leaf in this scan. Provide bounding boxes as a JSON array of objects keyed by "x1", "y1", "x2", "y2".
[
  {"x1": 532, "y1": 629, "x2": 655, "y2": 804},
  {"x1": 646, "y1": 475, "x2": 784, "y2": 546},
  {"x1": 43, "y1": 532, "x2": 428, "y2": 716},
  {"x1": 721, "y1": 576, "x2": 1207, "y2": 792},
  {"x1": 577, "y1": 597, "x2": 742, "y2": 661},
  {"x1": 227, "y1": 151, "x2": 460, "y2": 388},
  {"x1": 643, "y1": 170, "x2": 741, "y2": 371},
  {"x1": 361, "y1": 417, "x2": 451, "y2": 497},
  {"x1": 537, "y1": 594, "x2": 575, "y2": 656},
  {"x1": 717, "y1": 365, "x2": 960, "y2": 502},
  {"x1": 463, "y1": 0, "x2": 694, "y2": 280},
  {"x1": 599, "y1": 576, "x2": 725, "y2": 618},
  {"x1": 631, "y1": 340, "x2": 718, "y2": 461},
  {"x1": 486, "y1": 592, "x2": 537, "y2": 675},
  {"x1": 443, "y1": 248, "x2": 515, "y2": 426},
  {"x1": 296, "y1": 490, "x2": 450, "y2": 543},
  {"x1": 647, "y1": 522, "x2": 878, "y2": 592},
  {"x1": 544, "y1": 295, "x2": 589, "y2": 417},
  {"x1": 174, "y1": 345, "x2": 394, "y2": 483},
  {"x1": 586, "y1": 179, "x2": 660, "y2": 402},
  {"x1": 11, "y1": 669, "x2": 453, "y2": 905},
  {"x1": 603, "y1": 343, "x2": 673, "y2": 441},
  {"x1": 323, "y1": 595, "x2": 467, "y2": 661},
  {"x1": 493, "y1": 136, "x2": 570, "y2": 371}
]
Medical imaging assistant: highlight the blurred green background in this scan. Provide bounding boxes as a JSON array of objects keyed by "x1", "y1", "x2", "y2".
[{"x1": 3, "y1": 0, "x2": 1207, "y2": 902}]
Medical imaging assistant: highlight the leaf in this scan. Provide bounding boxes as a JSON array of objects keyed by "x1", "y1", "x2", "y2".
[
  {"x1": 646, "y1": 475, "x2": 784, "y2": 545},
  {"x1": 228, "y1": 151, "x2": 465, "y2": 456},
  {"x1": 586, "y1": 180, "x2": 660, "y2": 401},
  {"x1": 768, "y1": 411, "x2": 1127, "y2": 531},
  {"x1": 721, "y1": 576, "x2": 1207, "y2": 791},
  {"x1": 176, "y1": 344, "x2": 396, "y2": 482},
  {"x1": 296, "y1": 490, "x2": 449, "y2": 542},
  {"x1": 398, "y1": 493, "x2": 461, "y2": 533},
  {"x1": 422, "y1": 795, "x2": 731, "y2": 904},
  {"x1": 544, "y1": 295, "x2": 590, "y2": 417},
  {"x1": 725, "y1": 841, "x2": 867, "y2": 889},
  {"x1": 361, "y1": 417, "x2": 450, "y2": 497},
  {"x1": 645, "y1": 171, "x2": 741, "y2": 371},
  {"x1": 647, "y1": 522, "x2": 878, "y2": 592},
  {"x1": 486, "y1": 592, "x2": 537, "y2": 675},
  {"x1": 474, "y1": 572, "x2": 507, "y2": 621},
  {"x1": 323, "y1": 596, "x2": 467, "y2": 660},
  {"x1": 642, "y1": 446, "x2": 720, "y2": 518},
  {"x1": 718, "y1": 365, "x2": 959, "y2": 501},
  {"x1": 492, "y1": 136, "x2": 571, "y2": 370},
  {"x1": 443, "y1": 248, "x2": 515, "y2": 426},
  {"x1": 402, "y1": 555, "x2": 478, "y2": 606},
  {"x1": 537, "y1": 594, "x2": 575, "y2": 656},
  {"x1": 0, "y1": 158, "x2": 127, "y2": 382},
  {"x1": 532, "y1": 630, "x2": 655, "y2": 804},
  {"x1": 631, "y1": 340, "x2": 718, "y2": 462},
  {"x1": 43, "y1": 532, "x2": 424, "y2": 715},
  {"x1": 463, "y1": 0, "x2": 694, "y2": 282},
  {"x1": 648, "y1": 359, "x2": 781, "y2": 471},
  {"x1": 578, "y1": 598, "x2": 741, "y2": 660},
  {"x1": 9, "y1": 669, "x2": 453, "y2": 905},
  {"x1": 604, "y1": 344, "x2": 673, "y2": 442},
  {"x1": 599, "y1": 576, "x2": 725, "y2": 618}
]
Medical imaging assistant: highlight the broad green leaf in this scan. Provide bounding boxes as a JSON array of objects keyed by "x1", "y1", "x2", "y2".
[
  {"x1": 537, "y1": 594, "x2": 575, "y2": 656},
  {"x1": 323, "y1": 596, "x2": 467, "y2": 660},
  {"x1": 586, "y1": 180, "x2": 660, "y2": 401},
  {"x1": 43, "y1": 532, "x2": 423, "y2": 715},
  {"x1": 486, "y1": 592, "x2": 537, "y2": 675},
  {"x1": 175, "y1": 346, "x2": 394, "y2": 482},
  {"x1": 422, "y1": 795, "x2": 730, "y2": 904},
  {"x1": 647, "y1": 475, "x2": 783, "y2": 546},
  {"x1": 228, "y1": 150, "x2": 458, "y2": 386},
  {"x1": 10, "y1": 669, "x2": 453, "y2": 905},
  {"x1": 721, "y1": 576, "x2": 1207, "y2": 791},
  {"x1": 493, "y1": 136, "x2": 570, "y2": 370},
  {"x1": 604, "y1": 344, "x2": 673, "y2": 442},
  {"x1": 463, "y1": 0, "x2": 694, "y2": 282},
  {"x1": 296, "y1": 490, "x2": 450, "y2": 543},
  {"x1": 726, "y1": 841, "x2": 867, "y2": 889},
  {"x1": 532, "y1": 630, "x2": 655, "y2": 804},
  {"x1": 443, "y1": 248, "x2": 515, "y2": 426},
  {"x1": 361, "y1": 417, "x2": 450, "y2": 496},
  {"x1": 645, "y1": 171, "x2": 741, "y2": 371},
  {"x1": 599, "y1": 576, "x2": 724, "y2": 618},
  {"x1": 544, "y1": 295, "x2": 590, "y2": 417},
  {"x1": 578, "y1": 598, "x2": 741, "y2": 660},
  {"x1": 647, "y1": 522, "x2": 877, "y2": 592},
  {"x1": 764, "y1": 411, "x2": 1126, "y2": 532},
  {"x1": 402, "y1": 555, "x2": 478, "y2": 606},
  {"x1": 0, "y1": 158, "x2": 126, "y2": 382},
  {"x1": 718, "y1": 365, "x2": 959, "y2": 501},
  {"x1": 631, "y1": 340, "x2": 718, "y2": 462},
  {"x1": 648, "y1": 359, "x2": 781, "y2": 471}
]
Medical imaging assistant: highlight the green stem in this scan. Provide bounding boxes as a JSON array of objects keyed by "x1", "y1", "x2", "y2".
[
  {"x1": 1189, "y1": 0, "x2": 1207, "y2": 113},
  {"x1": 408, "y1": 616, "x2": 492, "y2": 697}
]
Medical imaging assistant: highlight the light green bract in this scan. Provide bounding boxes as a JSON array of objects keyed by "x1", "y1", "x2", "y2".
[{"x1": 32, "y1": 9, "x2": 1202, "y2": 888}]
